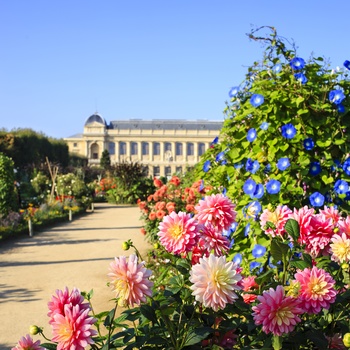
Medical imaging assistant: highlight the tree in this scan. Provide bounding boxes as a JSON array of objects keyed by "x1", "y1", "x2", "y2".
[{"x1": 100, "y1": 150, "x2": 111, "y2": 170}]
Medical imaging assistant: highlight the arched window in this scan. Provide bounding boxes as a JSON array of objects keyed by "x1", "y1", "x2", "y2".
[
  {"x1": 131, "y1": 142, "x2": 138, "y2": 155},
  {"x1": 198, "y1": 142, "x2": 206, "y2": 156},
  {"x1": 187, "y1": 142, "x2": 194, "y2": 156},
  {"x1": 176, "y1": 142, "x2": 183, "y2": 156},
  {"x1": 142, "y1": 142, "x2": 149, "y2": 155},
  {"x1": 119, "y1": 142, "x2": 126, "y2": 155},
  {"x1": 91, "y1": 143, "x2": 99, "y2": 159}
]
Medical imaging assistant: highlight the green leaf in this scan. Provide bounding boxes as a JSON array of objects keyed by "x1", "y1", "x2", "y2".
[
  {"x1": 104, "y1": 308, "x2": 116, "y2": 327},
  {"x1": 140, "y1": 304, "x2": 158, "y2": 323},
  {"x1": 295, "y1": 96, "x2": 304, "y2": 107},
  {"x1": 302, "y1": 253, "x2": 313, "y2": 267},
  {"x1": 270, "y1": 239, "x2": 290, "y2": 262},
  {"x1": 290, "y1": 259, "x2": 310, "y2": 270},
  {"x1": 255, "y1": 269, "x2": 275, "y2": 285},
  {"x1": 183, "y1": 327, "x2": 212, "y2": 347},
  {"x1": 321, "y1": 175, "x2": 334, "y2": 185},
  {"x1": 272, "y1": 335, "x2": 282, "y2": 350},
  {"x1": 40, "y1": 343, "x2": 57, "y2": 350},
  {"x1": 167, "y1": 275, "x2": 184, "y2": 294},
  {"x1": 284, "y1": 219, "x2": 300, "y2": 241}
]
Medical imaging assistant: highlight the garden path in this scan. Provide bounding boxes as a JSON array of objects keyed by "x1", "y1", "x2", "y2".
[{"x1": 0, "y1": 203, "x2": 150, "y2": 349}]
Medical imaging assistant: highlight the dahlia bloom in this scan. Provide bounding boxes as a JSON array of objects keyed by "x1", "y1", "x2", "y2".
[
  {"x1": 47, "y1": 287, "x2": 89, "y2": 324},
  {"x1": 189, "y1": 254, "x2": 241, "y2": 311},
  {"x1": 12, "y1": 334, "x2": 44, "y2": 350},
  {"x1": 319, "y1": 206, "x2": 341, "y2": 225},
  {"x1": 158, "y1": 211, "x2": 199, "y2": 254},
  {"x1": 260, "y1": 205, "x2": 293, "y2": 237},
  {"x1": 289, "y1": 206, "x2": 314, "y2": 243},
  {"x1": 330, "y1": 233, "x2": 350, "y2": 263},
  {"x1": 252, "y1": 285, "x2": 303, "y2": 336},
  {"x1": 195, "y1": 194, "x2": 237, "y2": 233},
  {"x1": 51, "y1": 304, "x2": 97, "y2": 350},
  {"x1": 294, "y1": 266, "x2": 337, "y2": 314},
  {"x1": 337, "y1": 216, "x2": 350, "y2": 237},
  {"x1": 198, "y1": 223, "x2": 231, "y2": 257},
  {"x1": 108, "y1": 254, "x2": 154, "y2": 307}
]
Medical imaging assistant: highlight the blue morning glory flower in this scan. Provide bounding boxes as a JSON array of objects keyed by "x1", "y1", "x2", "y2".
[
  {"x1": 233, "y1": 253, "x2": 242, "y2": 265},
  {"x1": 266, "y1": 179, "x2": 281, "y2": 194},
  {"x1": 243, "y1": 179, "x2": 257, "y2": 195},
  {"x1": 294, "y1": 72, "x2": 308, "y2": 84},
  {"x1": 244, "y1": 223, "x2": 251, "y2": 236},
  {"x1": 334, "y1": 179, "x2": 349, "y2": 194},
  {"x1": 281, "y1": 123, "x2": 297, "y2": 139},
  {"x1": 251, "y1": 183, "x2": 264, "y2": 199},
  {"x1": 277, "y1": 157, "x2": 290, "y2": 171},
  {"x1": 343, "y1": 159, "x2": 350, "y2": 175},
  {"x1": 228, "y1": 86, "x2": 239, "y2": 98},
  {"x1": 338, "y1": 104, "x2": 345, "y2": 113},
  {"x1": 289, "y1": 57, "x2": 305, "y2": 70},
  {"x1": 247, "y1": 128, "x2": 257, "y2": 142},
  {"x1": 263, "y1": 163, "x2": 271, "y2": 174},
  {"x1": 252, "y1": 244, "x2": 266, "y2": 258},
  {"x1": 246, "y1": 201, "x2": 262, "y2": 218},
  {"x1": 309, "y1": 192, "x2": 325, "y2": 207},
  {"x1": 234, "y1": 161, "x2": 244, "y2": 169},
  {"x1": 216, "y1": 152, "x2": 225, "y2": 162},
  {"x1": 229, "y1": 238, "x2": 235, "y2": 249},
  {"x1": 329, "y1": 89, "x2": 345, "y2": 105},
  {"x1": 273, "y1": 63, "x2": 282, "y2": 73},
  {"x1": 344, "y1": 60, "x2": 350, "y2": 70},
  {"x1": 309, "y1": 162, "x2": 321, "y2": 176},
  {"x1": 199, "y1": 180, "x2": 204, "y2": 191},
  {"x1": 260, "y1": 121, "x2": 269, "y2": 130},
  {"x1": 245, "y1": 158, "x2": 260, "y2": 174},
  {"x1": 303, "y1": 138, "x2": 315, "y2": 150},
  {"x1": 203, "y1": 160, "x2": 211, "y2": 172},
  {"x1": 249, "y1": 261, "x2": 262, "y2": 272},
  {"x1": 250, "y1": 94, "x2": 264, "y2": 107}
]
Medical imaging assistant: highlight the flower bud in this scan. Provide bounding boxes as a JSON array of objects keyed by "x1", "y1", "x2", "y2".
[
  {"x1": 341, "y1": 263, "x2": 349, "y2": 270},
  {"x1": 29, "y1": 325, "x2": 41, "y2": 335},
  {"x1": 343, "y1": 333, "x2": 350, "y2": 348},
  {"x1": 153, "y1": 242, "x2": 160, "y2": 249},
  {"x1": 122, "y1": 242, "x2": 130, "y2": 251}
]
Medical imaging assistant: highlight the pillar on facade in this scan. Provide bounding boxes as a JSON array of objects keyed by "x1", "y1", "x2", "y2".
[
  {"x1": 126, "y1": 141, "x2": 131, "y2": 158},
  {"x1": 137, "y1": 141, "x2": 142, "y2": 161},
  {"x1": 149, "y1": 141, "x2": 153, "y2": 161},
  {"x1": 115, "y1": 142, "x2": 120, "y2": 163},
  {"x1": 194, "y1": 142, "x2": 199, "y2": 161}
]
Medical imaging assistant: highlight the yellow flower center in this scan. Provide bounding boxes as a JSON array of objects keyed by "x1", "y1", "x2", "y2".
[
  {"x1": 57, "y1": 321, "x2": 73, "y2": 341},
  {"x1": 169, "y1": 224, "x2": 183, "y2": 238},
  {"x1": 310, "y1": 277, "x2": 327, "y2": 296}
]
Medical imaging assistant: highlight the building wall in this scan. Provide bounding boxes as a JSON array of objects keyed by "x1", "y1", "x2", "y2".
[{"x1": 64, "y1": 117, "x2": 222, "y2": 177}]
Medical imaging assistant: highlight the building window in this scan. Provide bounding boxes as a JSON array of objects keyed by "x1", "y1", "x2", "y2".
[
  {"x1": 131, "y1": 142, "x2": 138, "y2": 155},
  {"x1": 187, "y1": 142, "x2": 194, "y2": 156},
  {"x1": 153, "y1": 142, "x2": 160, "y2": 155},
  {"x1": 165, "y1": 166, "x2": 172, "y2": 177},
  {"x1": 175, "y1": 142, "x2": 183, "y2": 156},
  {"x1": 142, "y1": 142, "x2": 149, "y2": 155},
  {"x1": 143, "y1": 166, "x2": 149, "y2": 176},
  {"x1": 73, "y1": 142, "x2": 78, "y2": 147},
  {"x1": 176, "y1": 166, "x2": 182, "y2": 174},
  {"x1": 164, "y1": 142, "x2": 171, "y2": 152},
  {"x1": 91, "y1": 143, "x2": 99, "y2": 159},
  {"x1": 153, "y1": 166, "x2": 160, "y2": 177},
  {"x1": 119, "y1": 142, "x2": 126, "y2": 155},
  {"x1": 198, "y1": 142, "x2": 205, "y2": 156},
  {"x1": 109, "y1": 142, "x2": 115, "y2": 155}
]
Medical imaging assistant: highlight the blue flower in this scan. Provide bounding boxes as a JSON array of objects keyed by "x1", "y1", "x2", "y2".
[
  {"x1": 216, "y1": 152, "x2": 225, "y2": 162},
  {"x1": 229, "y1": 238, "x2": 235, "y2": 249},
  {"x1": 244, "y1": 223, "x2": 251, "y2": 236},
  {"x1": 266, "y1": 179, "x2": 281, "y2": 194},
  {"x1": 250, "y1": 94, "x2": 264, "y2": 107},
  {"x1": 233, "y1": 253, "x2": 242, "y2": 265},
  {"x1": 334, "y1": 179, "x2": 349, "y2": 194},
  {"x1": 199, "y1": 179, "x2": 204, "y2": 191},
  {"x1": 251, "y1": 183, "x2": 264, "y2": 199},
  {"x1": 303, "y1": 138, "x2": 315, "y2": 150},
  {"x1": 243, "y1": 179, "x2": 257, "y2": 195},
  {"x1": 309, "y1": 162, "x2": 321, "y2": 176},
  {"x1": 210, "y1": 136, "x2": 219, "y2": 147},
  {"x1": 228, "y1": 86, "x2": 239, "y2": 98},
  {"x1": 273, "y1": 63, "x2": 282, "y2": 73},
  {"x1": 343, "y1": 159, "x2": 350, "y2": 175},
  {"x1": 252, "y1": 244, "x2": 266, "y2": 258},
  {"x1": 289, "y1": 57, "x2": 305, "y2": 70},
  {"x1": 247, "y1": 128, "x2": 257, "y2": 142},
  {"x1": 277, "y1": 157, "x2": 290, "y2": 171},
  {"x1": 245, "y1": 158, "x2": 260, "y2": 174},
  {"x1": 260, "y1": 121, "x2": 269, "y2": 130},
  {"x1": 263, "y1": 164, "x2": 271, "y2": 174},
  {"x1": 234, "y1": 161, "x2": 244, "y2": 169},
  {"x1": 250, "y1": 261, "x2": 262, "y2": 272},
  {"x1": 203, "y1": 160, "x2": 211, "y2": 172},
  {"x1": 246, "y1": 201, "x2": 262, "y2": 218},
  {"x1": 338, "y1": 104, "x2": 345, "y2": 113},
  {"x1": 281, "y1": 123, "x2": 297, "y2": 139},
  {"x1": 309, "y1": 192, "x2": 325, "y2": 207},
  {"x1": 344, "y1": 60, "x2": 350, "y2": 70},
  {"x1": 329, "y1": 89, "x2": 345, "y2": 105},
  {"x1": 222, "y1": 187, "x2": 227, "y2": 195},
  {"x1": 294, "y1": 72, "x2": 308, "y2": 84}
]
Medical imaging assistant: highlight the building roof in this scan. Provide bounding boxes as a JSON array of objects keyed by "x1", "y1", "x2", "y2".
[{"x1": 84, "y1": 113, "x2": 107, "y2": 126}]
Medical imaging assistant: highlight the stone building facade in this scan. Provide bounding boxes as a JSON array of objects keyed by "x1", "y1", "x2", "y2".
[{"x1": 64, "y1": 113, "x2": 223, "y2": 177}]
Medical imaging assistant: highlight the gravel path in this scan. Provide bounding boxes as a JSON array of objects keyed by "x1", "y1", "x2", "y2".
[{"x1": 0, "y1": 203, "x2": 150, "y2": 349}]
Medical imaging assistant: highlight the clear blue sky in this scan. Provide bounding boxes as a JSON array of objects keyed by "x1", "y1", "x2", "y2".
[{"x1": 1, "y1": 0, "x2": 349, "y2": 139}]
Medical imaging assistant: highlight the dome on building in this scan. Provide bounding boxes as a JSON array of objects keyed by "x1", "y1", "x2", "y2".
[{"x1": 84, "y1": 113, "x2": 107, "y2": 126}]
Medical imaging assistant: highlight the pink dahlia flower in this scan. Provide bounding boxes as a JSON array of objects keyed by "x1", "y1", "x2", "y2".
[
  {"x1": 158, "y1": 211, "x2": 199, "y2": 254},
  {"x1": 319, "y1": 206, "x2": 341, "y2": 225},
  {"x1": 290, "y1": 206, "x2": 314, "y2": 243},
  {"x1": 260, "y1": 205, "x2": 293, "y2": 237},
  {"x1": 198, "y1": 223, "x2": 230, "y2": 257},
  {"x1": 51, "y1": 304, "x2": 97, "y2": 350},
  {"x1": 240, "y1": 276, "x2": 259, "y2": 292},
  {"x1": 108, "y1": 254, "x2": 153, "y2": 307},
  {"x1": 194, "y1": 194, "x2": 236, "y2": 233},
  {"x1": 12, "y1": 334, "x2": 44, "y2": 350},
  {"x1": 337, "y1": 216, "x2": 350, "y2": 237},
  {"x1": 189, "y1": 254, "x2": 241, "y2": 311},
  {"x1": 47, "y1": 287, "x2": 89, "y2": 324},
  {"x1": 330, "y1": 233, "x2": 350, "y2": 263},
  {"x1": 294, "y1": 266, "x2": 337, "y2": 314},
  {"x1": 252, "y1": 285, "x2": 303, "y2": 336}
]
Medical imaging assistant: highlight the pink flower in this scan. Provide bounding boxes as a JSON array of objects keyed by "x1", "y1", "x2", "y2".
[
  {"x1": 242, "y1": 293, "x2": 258, "y2": 304},
  {"x1": 337, "y1": 216, "x2": 350, "y2": 237},
  {"x1": 108, "y1": 254, "x2": 153, "y2": 307},
  {"x1": 12, "y1": 335, "x2": 44, "y2": 350},
  {"x1": 47, "y1": 287, "x2": 89, "y2": 324},
  {"x1": 294, "y1": 266, "x2": 337, "y2": 314},
  {"x1": 198, "y1": 223, "x2": 230, "y2": 257},
  {"x1": 189, "y1": 254, "x2": 241, "y2": 311},
  {"x1": 158, "y1": 211, "x2": 199, "y2": 254},
  {"x1": 319, "y1": 206, "x2": 341, "y2": 225},
  {"x1": 252, "y1": 285, "x2": 303, "y2": 336},
  {"x1": 51, "y1": 304, "x2": 97, "y2": 350},
  {"x1": 290, "y1": 206, "x2": 314, "y2": 243},
  {"x1": 327, "y1": 333, "x2": 347, "y2": 349},
  {"x1": 260, "y1": 205, "x2": 293, "y2": 237},
  {"x1": 240, "y1": 276, "x2": 259, "y2": 292},
  {"x1": 195, "y1": 194, "x2": 236, "y2": 233},
  {"x1": 330, "y1": 233, "x2": 350, "y2": 263}
]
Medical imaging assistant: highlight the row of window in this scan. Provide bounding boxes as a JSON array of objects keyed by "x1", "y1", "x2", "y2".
[{"x1": 108, "y1": 141, "x2": 206, "y2": 156}]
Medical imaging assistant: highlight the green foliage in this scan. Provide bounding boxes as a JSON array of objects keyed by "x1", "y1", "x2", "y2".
[{"x1": 100, "y1": 149, "x2": 111, "y2": 170}]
